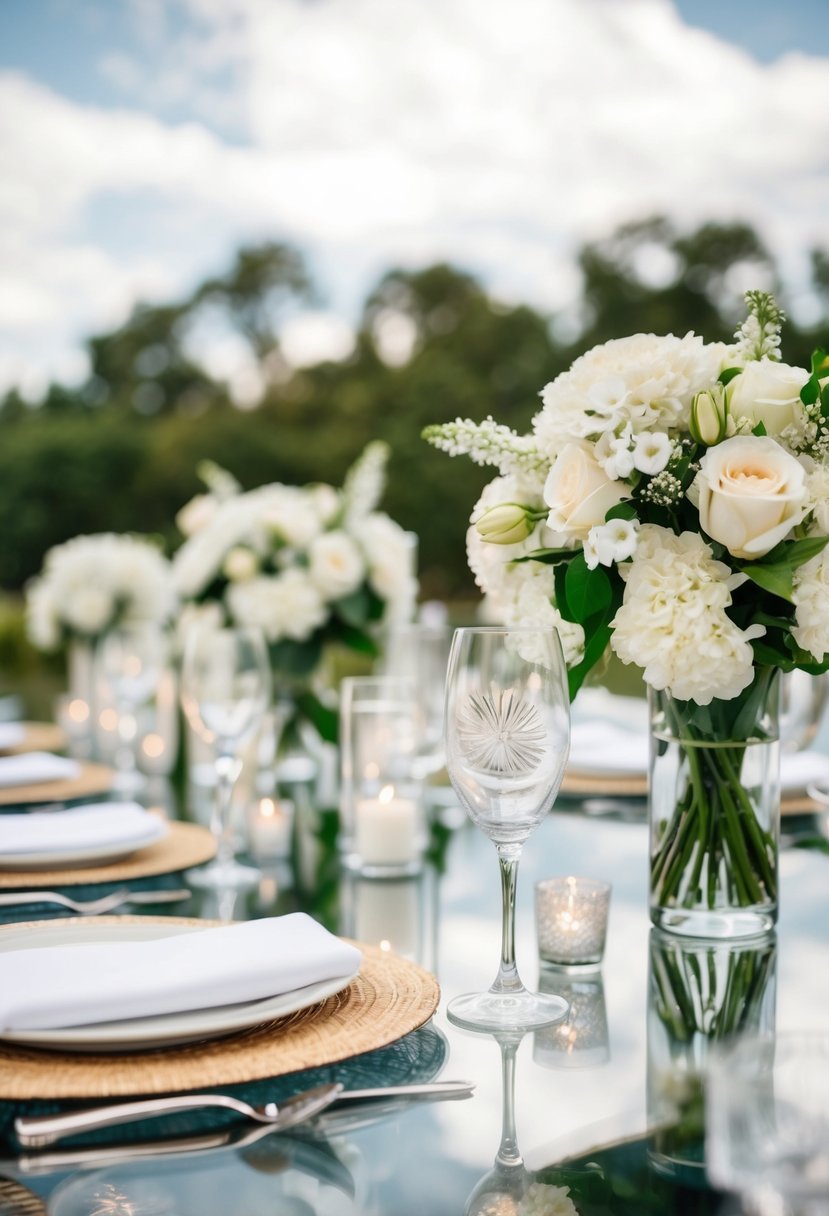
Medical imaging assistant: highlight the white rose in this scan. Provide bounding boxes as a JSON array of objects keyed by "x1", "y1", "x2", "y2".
[
  {"x1": 695, "y1": 435, "x2": 807, "y2": 559},
  {"x1": 309, "y1": 531, "x2": 364, "y2": 600},
  {"x1": 176, "y1": 493, "x2": 219, "y2": 537},
  {"x1": 727, "y1": 360, "x2": 809, "y2": 435},
  {"x1": 543, "y1": 443, "x2": 629, "y2": 541}
]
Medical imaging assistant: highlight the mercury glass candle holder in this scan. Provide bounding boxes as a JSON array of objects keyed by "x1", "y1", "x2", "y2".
[
  {"x1": 535, "y1": 876, "x2": 611, "y2": 971},
  {"x1": 533, "y1": 974, "x2": 610, "y2": 1069}
]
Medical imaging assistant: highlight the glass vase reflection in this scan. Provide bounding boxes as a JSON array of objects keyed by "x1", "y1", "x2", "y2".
[
  {"x1": 646, "y1": 929, "x2": 777, "y2": 1183},
  {"x1": 533, "y1": 973, "x2": 609, "y2": 1070},
  {"x1": 339, "y1": 869, "x2": 437, "y2": 970}
]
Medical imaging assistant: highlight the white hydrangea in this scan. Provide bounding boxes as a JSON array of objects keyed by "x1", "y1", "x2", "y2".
[
  {"x1": 804, "y1": 462, "x2": 829, "y2": 535},
  {"x1": 509, "y1": 578, "x2": 586, "y2": 668},
  {"x1": 308, "y1": 531, "x2": 365, "y2": 601},
  {"x1": 610, "y1": 526, "x2": 764, "y2": 704},
  {"x1": 792, "y1": 549, "x2": 829, "y2": 660},
  {"x1": 518, "y1": 1181, "x2": 579, "y2": 1216},
  {"x1": 534, "y1": 333, "x2": 725, "y2": 458},
  {"x1": 353, "y1": 513, "x2": 418, "y2": 621},
  {"x1": 467, "y1": 474, "x2": 554, "y2": 600},
  {"x1": 25, "y1": 533, "x2": 175, "y2": 650},
  {"x1": 227, "y1": 570, "x2": 327, "y2": 643}
]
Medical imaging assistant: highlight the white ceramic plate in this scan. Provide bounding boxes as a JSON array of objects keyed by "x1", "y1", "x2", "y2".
[
  {"x1": 0, "y1": 820, "x2": 169, "y2": 871},
  {"x1": 0, "y1": 920, "x2": 360, "y2": 1052}
]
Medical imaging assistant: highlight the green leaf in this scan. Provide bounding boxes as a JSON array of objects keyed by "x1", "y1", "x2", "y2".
[
  {"x1": 334, "y1": 587, "x2": 372, "y2": 628},
  {"x1": 567, "y1": 618, "x2": 613, "y2": 700},
  {"x1": 718, "y1": 367, "x2": 742, "y2": 386},
  {"x1": 554, "y1": 563, "x2": 570, "y2": 620},
  {"x1": 751, "y1": 420, "x2": 767, "y2": 437},
  {"x1": 269, "y1": 637, "x2": 323, "y2": 677},
  {"x1": 336, "y1": 624, "x2": 379, "y2": 657},
  {"x1": 750, "y1": 640, "x2": 796, "y2": 671},
  {"x1": 739, "y1": 563, "x2": 794, "y2": 603},
  {"x1": 511, "y1": 547, "x2": 578, "y2": 566},
  {"x1": 800, "y1": 377, "x2": 820, "y2": 406},
  {"x1": 811, "y1": 347, "x2": 829, "y2": 376},
  {"x1": 295, "y1": 690, "x2": 339, "y2": 744},
  {"x1": 565, "y1": 555, "x2": 612, "y2": 623},
  {"x1": 605, "y1": 502, "x2": 638, "y2": 523}
]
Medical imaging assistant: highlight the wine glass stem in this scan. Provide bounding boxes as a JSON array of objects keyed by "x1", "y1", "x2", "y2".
[
  {"x1": 492, "y1": 843, "x2": 524, "y2": 996},
  {"x1": 213, "y1": 753, "x2": 237, "y2": 867},
  {"x1": 115, "y1": 707, "x2": 137, "y2": 776},
  {"x1": 496, "y1": 1035, "x2": 523, "y2": 1169}
]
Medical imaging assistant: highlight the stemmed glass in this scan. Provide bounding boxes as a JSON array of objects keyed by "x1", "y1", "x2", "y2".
[
  {"x1": 97, "y1": 623, "x2": 166, "y2": 794},
  {"x1": 180, "y1": 624, "x2": 271, "y2": 888},
  {"x1": 445, "y1": 626, "x2": 571, "y2": 1032},
  {"x1": 706, "y1": 1032, "x2": 829, "y2": 1215}
]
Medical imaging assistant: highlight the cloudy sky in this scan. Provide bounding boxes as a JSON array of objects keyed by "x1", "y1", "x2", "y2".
[{"x1": 2, "y1": 0, "x2": 829, "y2": 400}]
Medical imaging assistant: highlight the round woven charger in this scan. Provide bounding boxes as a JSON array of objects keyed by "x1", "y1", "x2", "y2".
[
  {"x1": 0, "y1": 722, "x2": 66, "y2": 757},
  {"x1": 561, "y1": 769, "x2": 821, "y2": 816},
  {"x1": 0, "y1": 918, "x2": 440, "y2": 1099},
  {"x1": 0, "y1": 821, "x2": 216, "y2": 889},
  {"x1": 0, "y1": 762, "x2": 114, "y2": 807}
]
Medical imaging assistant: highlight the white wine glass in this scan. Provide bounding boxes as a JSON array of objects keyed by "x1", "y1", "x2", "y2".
[
  {"x1": 445, "y1": 626, "x2": 571, "y2": 1032},
  {"x1": 180, "y1": 624, "x2": 271, "y2": 888},
  {"x1": 97, "y1": 623, "x2": 166, "y2": 794}
]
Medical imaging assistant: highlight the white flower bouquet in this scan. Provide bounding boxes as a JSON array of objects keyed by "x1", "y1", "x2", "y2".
[
  {"x1": 425, "y1": 292, "x2": 829, "y2": 929},
  {"x1": 172, "y1": 443, "x2": 418, "y2": 717},
  {"x1": 26, "y1": 533, "x2": 176, "y2": 650}
]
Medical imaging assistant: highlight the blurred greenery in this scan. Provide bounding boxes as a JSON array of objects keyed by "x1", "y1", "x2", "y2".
[{"x1": 1, "y1": 213, "x2": 828, "y2": 617}]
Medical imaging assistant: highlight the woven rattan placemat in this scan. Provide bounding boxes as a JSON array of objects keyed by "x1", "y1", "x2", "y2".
[
  {"x1": 0, "y1": 723, "x2": 67, "y2": 757},
  {"x1": 0, "y1": 821, "x2": 216, "y2": 889},
  {"x1": 0, "y1": 762, "x2": 114, "y2": 807},
  {"x1": 561, "y1": 768, "x2": 824, "y2": 815},
  {"x1": 0, "y1": 918, "x2": 440, "y2": 1099}
]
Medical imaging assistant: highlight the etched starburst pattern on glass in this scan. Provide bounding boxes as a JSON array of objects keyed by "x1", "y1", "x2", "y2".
[{"x1": 457, "y1": 687, "x2": 547, "y2": 775}]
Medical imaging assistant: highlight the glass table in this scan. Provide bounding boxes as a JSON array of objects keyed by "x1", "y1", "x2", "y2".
[{"x1": 0, "y1": 786, "x2": 826, "y2": 1216}]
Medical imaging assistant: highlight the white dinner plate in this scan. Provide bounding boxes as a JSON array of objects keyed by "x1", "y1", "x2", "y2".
[
  {"x1": 0, "y1": 920, "x2": 360, "y2": 1052},
  {"x1": 0, "y1": 820, "x2": 169, "y2": 871}
]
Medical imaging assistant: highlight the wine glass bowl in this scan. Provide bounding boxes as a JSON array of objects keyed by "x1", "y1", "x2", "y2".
[
  {"x1": 180, "y1": 624, "x2": 271, "y2": 888},
  {"x1": 445, "y1": 627, "x2": 571, "y2": 1033},
  {"x1": 97, "y1": 624, "x2": 166, "y2": 793}
]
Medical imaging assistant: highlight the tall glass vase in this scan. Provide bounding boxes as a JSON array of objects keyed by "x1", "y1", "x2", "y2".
[{"x1": 649, "y1": 667, "x2": 780, "y2": 939}]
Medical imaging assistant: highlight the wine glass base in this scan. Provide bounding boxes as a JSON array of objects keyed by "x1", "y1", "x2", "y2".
[
  {"x1": 447, "y1": 989, "x2": 570, "y2": 1033},
  {"x1": 187, "y1": 859, "x2": 261, "y2": 889}
]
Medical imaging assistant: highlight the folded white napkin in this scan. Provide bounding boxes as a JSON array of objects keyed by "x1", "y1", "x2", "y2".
[
  {"x1": 0, "y1": 752, "x2": 81, "y2": 789},
  {"x1": 0, "y1": 803, "x2": 166, "y2": 857},
  {"x1": 568, "y1": 720, "x2": 648, "y2": 776},
  {"x1": 781, "y1": 750, "x2": 829, "y2": 795},
  {"x1": 0, "y1": 724, "x2": 25, "y2": 751},
  {"x1": 0, "y1": 914, "x2": 363, "y2": 1031}
]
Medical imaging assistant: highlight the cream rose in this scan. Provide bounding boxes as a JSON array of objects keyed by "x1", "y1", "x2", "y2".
[
  {"x1": 543, "y1": 443, "x2": 629, "y2": 540},
  {"x1": 727, "y1": 360, "x2": 809, "y2": 435},
  {"x1": 695, "y1": 435, "x2": 807, "y2": 559}
]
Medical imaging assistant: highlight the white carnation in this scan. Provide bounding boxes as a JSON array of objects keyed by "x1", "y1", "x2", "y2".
[
  {"x1": 508, "y1": 580, "x2": 585, "y2": 668},
  {"x1": 226, "y1": 570, "x2": 327, "y2": 643},
  {"x1": 610, "y1": 526, "x2": 763, "y2": 704},
  {"x1": 534, "y1": 332, "x2": 725, "y2": 458},
  {"x1": 792, "y1": 549, "x2": 829, "y2": 660},
  {"x1": 309, "y1": 531, "x2": 365, "y2": 600}
]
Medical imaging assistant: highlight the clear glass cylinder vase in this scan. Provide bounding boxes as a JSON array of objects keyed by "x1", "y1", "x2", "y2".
[{"x1": 649, "y1": 667, "x2": 780, "y2": 939}]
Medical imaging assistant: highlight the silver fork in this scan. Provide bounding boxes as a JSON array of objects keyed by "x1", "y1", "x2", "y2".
[
  {"x1": 15, "y1": 1080, "x2": 476, "y2": 1147},
  {"x1": 0, "y1": 888, "x2": 190, "y2": 915}
]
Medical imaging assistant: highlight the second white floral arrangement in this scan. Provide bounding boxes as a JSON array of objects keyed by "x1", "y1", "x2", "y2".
[
  {"x1": 425, "y1": 292, "x2": 829, "y2": 706},
  {"x1": 172, "y1": 443, "x2": 418, "y2": 680},
  {"x1": 26, "y1": 532, "x2": 175, "y2": 650}
]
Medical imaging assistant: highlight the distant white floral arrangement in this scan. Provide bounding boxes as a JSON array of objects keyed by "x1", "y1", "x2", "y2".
[
  {"x1": 26, "y1": 533, "x2": 175, "y2": 650},
  {"x1": 425, "y1": 291, "x2": 829, "y2": 707},
  {"x1": 172, "y1": 442, "x2": 417, "y2": 678}
]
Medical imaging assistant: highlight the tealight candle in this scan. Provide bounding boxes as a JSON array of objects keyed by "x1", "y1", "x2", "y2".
[
  {"x1": 247, "y1": 796, "x2": 293, "y2": 859},
  {"x1": 535, "y1": 876, "x2": 611, "y2": 970},
  {"x1": 354, "y1": 784, "x2": 420, "y2": 867}
]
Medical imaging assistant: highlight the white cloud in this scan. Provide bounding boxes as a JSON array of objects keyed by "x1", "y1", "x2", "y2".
[{"x1": 1, "y1": 0, "x2": 829, "y2": 397}]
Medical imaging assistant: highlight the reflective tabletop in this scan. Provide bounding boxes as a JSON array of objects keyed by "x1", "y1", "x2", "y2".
[{"x1": 0, "y1": 785, "x2": 827, "y2": 1216}]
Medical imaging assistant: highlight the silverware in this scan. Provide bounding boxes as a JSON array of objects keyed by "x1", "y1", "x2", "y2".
[
  {"x1": 15, "y1": 1080, "x2": 475, "y2": 1148},
  {"x1": 0, "y1": 887, "x2": 190, "y2": 915}
]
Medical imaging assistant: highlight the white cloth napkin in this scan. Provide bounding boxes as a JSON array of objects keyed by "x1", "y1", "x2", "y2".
[
  {"x1": 0, "y1": 752, "x2": 81, "y2": 788},
  {"x1": 0, "y1": 803, "x2": 167, "y2": 857},
  {"x1": 0, "y1": 724, "x2": 25, "y2": 751},
  {"x1": 781, "y1": 750, "x2": 829, "y2": 795},
  {"x1": 568, "y1": 720, "x2": 648, "y2": 776},
  {"x1": 0, "y1": 914, "x2": 363, "y2": 1031}
]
